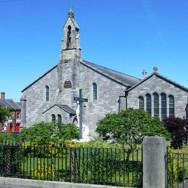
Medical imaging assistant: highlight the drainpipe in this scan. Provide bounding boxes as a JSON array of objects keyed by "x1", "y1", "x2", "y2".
[
  {"x1": 118, "y1": 89, "x2": 129, "y2": 112},
  {"x1": 125, "y1": 90, "x2": 129, "y2": 110},
  {"x1": 118, "y1": 96, "x2": 125, "y2": 113}
]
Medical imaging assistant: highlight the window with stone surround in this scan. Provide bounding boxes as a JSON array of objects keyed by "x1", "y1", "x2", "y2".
[
  {"x1": 17, "y1": 112, "x2": 20, "y2": 119},
  {"x1": 161, "y1": 93, "x2": 167, "y2": 120},
  {"x1": 138, "y1": 96, "x2": 144, "y2": 110},
  {"x1": 92, "y1": 83, "x2": 97, "y2": 101},
  {"x1": 169, "y1": 95, "x2": 175, "y2": 117},
  {"x1": 57, "y1": 114, "x2": 62, "y2": 123},
  {"x1": 153, "y1": 93, "x2": 159, "y2": 117},
  {"x1": 51, "y1": 114, "x2": 56, "y2": 122},
  {"x1": 45, "y1": 85, "x2": 49, "y2": 102},
  {"x1": 138, "y1": 93, "x2": 175, "y2": 119},
  {"x1": 146, "y1": 94, "x2": 151, "y2": 116},
  {"x1": 64, "y1": 80, "x2": 72, "y2": 88}
]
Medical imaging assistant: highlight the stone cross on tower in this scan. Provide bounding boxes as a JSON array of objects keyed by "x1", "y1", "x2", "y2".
[{"x1": 74, "y1": 89, "x2": 88, "y2": 138}]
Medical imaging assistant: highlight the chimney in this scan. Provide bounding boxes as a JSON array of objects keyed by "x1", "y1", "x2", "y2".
[{"x1": 1, "y1": 92, "x2": 5, "y2": 99}]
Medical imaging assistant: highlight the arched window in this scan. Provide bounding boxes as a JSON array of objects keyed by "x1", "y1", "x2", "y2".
[
  {"x1": 45, "y1": 85, "x2": 49, "y2": 102},
  {"x1": 67, "y1": 25, "x2": 71, "y2": 48},
  {"x1": 92, "y1": 83, "x2": 97, "y2": 101},
  {"x1": 57, "y1": 114, "x2": 62, "y2": 123},
  {"x1": 161, "y1": 93, "x2": 167, "y2": 120},
  {"x1": 64, "y1": 80, "x2": 72, "y2": 88},
  {"x1": 153, "y1": 93, "x2": 159, "y2": 117},
  {"x1": 146, "y1": 94, "x2": 151, "y2": 116},
  {"x1": 51, "y1": 114, "x2": 56, "y2": 122},
  {"x1": 169, "y1": 95, "x2": 175, "y2": 117},
  {"x1": 138, "y1": 96, "x2": 144, "y2": 110}
]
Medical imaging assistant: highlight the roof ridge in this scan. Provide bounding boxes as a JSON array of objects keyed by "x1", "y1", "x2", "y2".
[
  {"x1": 7, "y1": 99, "x2": 21, "y2": 109},
  {"x1": 128, "y1": 72, "x2": 188, "y2": 92},
  {"x1": 83, "y1": 60, "x2": 140, "y2": 80},
  {"x1": 43, "y1": 104, "x2": 76, "y2": 115},
  {"x1": 4, "y1": 99, "x2": 14, "y2": 109},
  {"x1": 155, "y1": 72, "x2": 188, "y2": 91},
  {"x1": 0, "y1": 99, "x2": 11, "y2": 108}
]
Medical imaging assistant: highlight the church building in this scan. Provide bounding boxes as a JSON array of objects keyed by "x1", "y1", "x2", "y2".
[{"x1": 21, "y1": 8, "x2": 188, "y2": 137}]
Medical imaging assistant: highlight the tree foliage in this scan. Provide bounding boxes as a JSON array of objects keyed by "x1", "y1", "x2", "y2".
[
  {"x1": 0, "y1": 105, "x2": 10, "y2": 124},
  {"x1": 163, "y1": 116, "x2": 188, "y2": 149},
  {"x1": 96, "y1": 108, "x2": 170, "y2": 149},
  {"x1": 17, "y1": 122, "x2": 80, "y2": 144}
]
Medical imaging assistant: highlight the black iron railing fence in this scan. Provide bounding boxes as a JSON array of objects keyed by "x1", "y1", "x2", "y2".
[
  {"x1": 167, "y1": 149, "x2": 188, "y2": 188},
  {"x1": 0, "y1": 142, "x2": 142, "y2": 187}
]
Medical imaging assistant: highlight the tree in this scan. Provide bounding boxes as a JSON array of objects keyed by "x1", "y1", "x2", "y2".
[
  {"x1": 0, "y1": 105, "x2": 10, "y2": 124},
  {"x1": 163, "y1": 116, "x2": 188, "y2": 149},
  {"x1": 17, "y1": 122, "x2": 80, "y2": 144},
  {"x1": 96, "y1": 108, "x2": 170, "y2": 150}
]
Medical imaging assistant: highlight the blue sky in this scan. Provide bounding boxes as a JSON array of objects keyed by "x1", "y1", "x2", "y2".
[{"x1": 0, "y1": 0, "x2": 188, "y2": 101}]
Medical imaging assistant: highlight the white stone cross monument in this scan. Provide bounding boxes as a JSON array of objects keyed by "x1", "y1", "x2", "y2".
[{"x1": 74, "y1": 89, "x2": 88, "y2": 138}]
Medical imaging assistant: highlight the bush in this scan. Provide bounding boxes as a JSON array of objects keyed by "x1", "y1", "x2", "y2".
[
  {"x1": 0, "y1": 133, "x2": 15, "y2": 142},
  {"x1": 16, "y1": 122, "x2": 80, "y2": 145},
  {"x1": 163, "y1": 117, "x2": 188, "y2": 149}
]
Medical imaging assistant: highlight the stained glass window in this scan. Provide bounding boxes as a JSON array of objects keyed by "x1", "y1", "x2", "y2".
[
  {"x1": 46, "y1": 86, "x2": 49, "y2": 102},
  {"x1": 139, "y1": 96, "x2": 144, "y2": 110},
  {"x1": 93, "y1": 83, "x2": 97, "y2": 101},
  {"x1": 146, "y1": 94, "x2": 151, "y2": 115},
  {"x1": 161, "y1": 93, "x2": 167, "y2": 120},
  {"x1": 169, "y1": 95, "x2": 175, "y2": 117},
  {"x1": 153, "y1": 93, "x2": 159, "y2": 117}
]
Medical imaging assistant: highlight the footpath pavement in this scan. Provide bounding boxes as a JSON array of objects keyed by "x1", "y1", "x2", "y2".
[{"x1": 0, "y1": 185, "x2": 41, "y2": 188}]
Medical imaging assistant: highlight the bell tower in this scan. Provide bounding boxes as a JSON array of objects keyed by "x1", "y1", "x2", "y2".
[
  {"x1": 57, "y1": 7, "x2": 81, "y2": 106},
  {"x1": 60, "y1": 6, "x2": 81, "y2": 62}
]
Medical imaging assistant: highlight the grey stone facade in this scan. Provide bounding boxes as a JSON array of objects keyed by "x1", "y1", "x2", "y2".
[
  {"x1": 127, "y1": 74, "x2": 188, "y2": 119},
  {"x1": 21, "y1": 8, "x2": 188, "y2": 136},
  {"x1": 22, "y1": 58, "x2": 129, "y2": 135}
]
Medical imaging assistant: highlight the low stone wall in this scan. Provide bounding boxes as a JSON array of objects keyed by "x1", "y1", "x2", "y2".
[{"x1": 0, "y1": 177, "x2": 132, "y2": 188}]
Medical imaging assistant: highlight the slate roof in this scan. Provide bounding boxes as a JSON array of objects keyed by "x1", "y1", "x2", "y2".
[
  {"x1": 81, "y1": 60, "x2": 141, "y2": 87},
  {"x1": 0, "y1": 99, "x2": 21, "y2": 110},
  {"x1": 128, "y1": 72, "x2": 188, "y2": 93},
  {"x1": 43, "y1": 104, "x2": 76, "y2": 115},
  {"x1": 22, "y1": 60, "x2": 141, "y2": 92}
]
